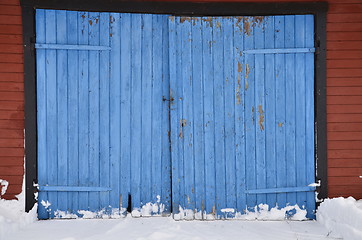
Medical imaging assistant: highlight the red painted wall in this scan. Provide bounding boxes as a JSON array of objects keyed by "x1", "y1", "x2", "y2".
[
  {"x1": 0, "y1": 0, "x2": 24, "y2": 200},
  {"x1": 326, "y1": 1, "x2": 362, "y2": 199},
  {"x1": 0, "y1": 0, "x2": 361, "y2": 200}
]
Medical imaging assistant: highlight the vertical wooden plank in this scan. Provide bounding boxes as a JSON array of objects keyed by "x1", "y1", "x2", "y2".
[
  {"x1": 56, "y1": 10, "x2": 68, "y2": 213},
  {"x1": 295, "y1": 14, "x2": 307, "y2": 213},
  {"x1": 141, "y1": 14, "x2": 153, "y2": 210},
  {"x1": 77, "y1": 11, "x2": 90, "y2": 212},
  {"x1": 88, "y1": 11, "x2": 100, "y2": 212},
  {"x1": 35, "y1": 9, "x2": 48, "y2": 219},
  {"x1": 233, "y1": 17, "x2": 246, "y2": 213},
  {"x1": 223, "y1": 17, "x2": 236, "y2": 217},
  {"x1": 99, "y1": 12, "x2": 110, "y2": 213},
  {"x1": 202, "y1": 17, "x2": 216, "y2": 218},
  {"x1": 130, "y1": 14, "x2": 142, "y2": 212},
  {"x1": 161, "y1": 15, "x2": 171, "y2": 214},
  {"x1": 67, "y1": 10, "x2": 79, "y2": 216},
  {"x1": 274, "y1": 16, "x2": 287, "y2": 209},
  {"x1": 119, "y1": 13, "x2": 131, "y2": 212},
  {"x1": 45, "y1": 9, "x2": 58, "y2": 218},
  {"x1": 109, "y1": 12, "x2": 121, "y2": 210},
  {"x1": 264, "y1": 16, "x2": 277, "y2": 208},
  {"x1": 285, "y1": 15, "x2": 297, "y2": 207},
  {"x1": 176, "y1": 17, "x2": 185, "y2": 214},
  {"x1": 180, "y1": 18, "x2": 195, "y2": 216},
  {"x1": 305, "y1": 14, "x2": 315, "y2": 219},
  {"x1": 254, "y1": 16, "x2": 266, "y2": 206},
  {"x1": 244, "y1": 16, "x2": 256, "y2": 211},
  {"x1": 169, "y1": 15, "x2": 180, "y2": 215},
  {"x1": 151, "y1": 14, "x2": 164, "y2": 212},
  {"x1": 78, "y1": 11, "x2": 90, "y2": 212},
  {"x1": 191, "y1": 17, "x2": 205, "y2": 219},
  {"x1": 212, "y1": 17, "x2": 226, "y2": 218}
]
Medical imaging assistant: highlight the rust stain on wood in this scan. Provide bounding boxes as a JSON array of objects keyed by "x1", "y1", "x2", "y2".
[
  {"x1": 179, "y1": 119, "x2": 187, "y2": 139},
  {"x1": 245, "y1": 64, "x2": 250, "y2": 79},
  {"x1": 236, "y1": 16, "x2": 265, "y2": 36},
  {"x1": 235, "y1": 17, "x2": 243, "y2": 33},
  {"x1": 110, "y1": 15, "x2": 115, "y2": 23},
  {"x1": 278, "y1": 122, "x2": 283, "y2": 127},
  {"x1": 216, "y1": 21, "x2": 221, "y2": 29},
  {"x1": 252, "y1": 106, "x2": 255, "y2": 125},
  {"x1": 180, "y1": 17, "x2": 191, "y2": 23},
  {"x1": 212, "y1": 205, "x2": 216, "y2": 215},
  {"x1": 202, "y1": 17, "x2": 213, "y2": 27},
  {"x1": 89, "y1": 20, "x2": 93, "y2": 26},
  {"x1": 209, "y1": 40, "x2": 216, "y2": 48},
  {"x1": 258, "y1": 105, "x2": 265, "y2": 131},
  {"x1": 169, "y1": 16, "x2": 175, "y2": 22},
  {"x1": 243, "y1": 18, "x2": 252, "y2": 36},
  {"x1": 236, "y1": 63, "x2": 242, "y2": 105},
  {"x1": 238, "y1": 62, "x2": 242, "y2": 73},
  {"x1": 245, "y1": 80, "x2": 249, "y2": 91},
  {"x1": 170, "y1": 89, "x2": 175, "y2": 106},
  {"x1": 236, "y1": 75, "x2": 241, "y2": 105},
  {"x1": 181, "y1": 119, "x2": 187, "y2": 127}
]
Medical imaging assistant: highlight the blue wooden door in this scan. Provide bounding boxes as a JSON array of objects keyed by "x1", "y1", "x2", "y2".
[
  {"x1": 36, "y1": 10, "x2": 171, "y2": 219},
  {"x1": 37, "y1": 11, "x2": 316, "y2": 220},
  {"x1": 169, "y1": 16, "x2": 315, "y2": 219}
]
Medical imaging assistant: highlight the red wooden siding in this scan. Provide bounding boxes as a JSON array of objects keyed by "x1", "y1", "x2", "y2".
[
  {"x1": 0, "y1": 0, "x2": 361, "y2": 201},
  {"x1": 0, "y1": 0, "x2": 24, "y2": 200},
  {"x1": 326, "y1": 0, "x2": 362, "y2": 200}
]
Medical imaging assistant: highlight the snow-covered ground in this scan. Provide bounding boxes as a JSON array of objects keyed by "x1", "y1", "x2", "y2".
[
  {"x1": 5, "y1": 217, "x2": 341, "y2": 240},
  {"x1": 1, "y1": 185, "x2": 361, "y2": 240}
]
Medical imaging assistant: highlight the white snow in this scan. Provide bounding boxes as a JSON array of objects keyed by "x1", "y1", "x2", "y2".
[
  {"x1": 317, "y1": 197, "x2": 362, "y2": 240},
  {"x1": 309, "y1": 180, "x2": 321, "y2": 187},
  {"x1": 0, "y1": 179, "x2": 37, "y2": 240},
  {"x1": 221, "y1": 208, "x2": 235, "y2": 213},
  {"x1": 174, "y1": 204, "x2": 307, "y2": 221},
  {"x1": 235, "y1": 204, "x2": 307, "y2": 221},
  {"x1": 0, "y1": 179, "x2": 359, "y2": 240},
  {"x1": 40, "y1": 200, "x2": 51, "y2": 209},
  {"x1": 54, "y1": 208, "x2": 124, "y2": 219},
  {"x1": 0, "y1": 180, "x2": 8, "y2": 196},
  {"x1": 4, "y1": 216, "x2": 340, "y2": 240}
]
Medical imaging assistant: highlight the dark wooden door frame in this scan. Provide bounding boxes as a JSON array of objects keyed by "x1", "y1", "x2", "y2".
[{"x1": 20, "y1": 0, "x2": 328, "y2": 213}]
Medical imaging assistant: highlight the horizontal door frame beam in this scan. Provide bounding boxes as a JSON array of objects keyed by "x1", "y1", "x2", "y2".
[
  {"x1": 21, "y1": 0, "x2": 328, "y2": 16},
  {"x1": 245, "y1": 186, "x2": 316, "y2": 194},
  {"x1": 39, "y1": 186, "x2": 112, "y2": 192},
  {"x1": 35, "y1": 43, "x2": 111, "y2": 51}
]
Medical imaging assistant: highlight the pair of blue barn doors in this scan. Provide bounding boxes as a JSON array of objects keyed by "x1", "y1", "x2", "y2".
[{"x1": 36, "y1": 9, "x2": 316, "y2": 219}]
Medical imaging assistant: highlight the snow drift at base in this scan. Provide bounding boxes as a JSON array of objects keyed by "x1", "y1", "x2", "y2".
[
  {"x1": 0, "y1": 191, "x2": 37, "y2": 239},
  {"x1": 1, "y1": 189, "x2": 362, "y2": 240},
  {"x1": 317, "y1": 197, "x2": 362, "y2": 240}
]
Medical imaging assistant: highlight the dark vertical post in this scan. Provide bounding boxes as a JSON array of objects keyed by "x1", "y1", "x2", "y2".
[
  {"x1": 315, "y1": 10, "x2": 328, "y2": 201},
  {"x1": 22, "y1": 4, "x2": 38, "y2": 212}
]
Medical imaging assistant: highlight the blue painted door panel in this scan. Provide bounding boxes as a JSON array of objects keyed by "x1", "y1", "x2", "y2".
[
  {"x1": 169, "y1": 16, "x2": 315, "y2": 219},
  {"x1": 37, "y1": 11, "x2": 315, "y2": 220},
  {"x1": 36, "y1": 10, "x2": 171, "y2": 219}
]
